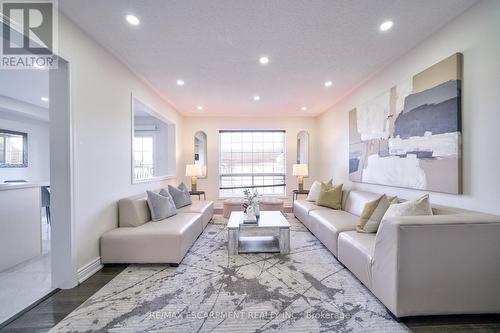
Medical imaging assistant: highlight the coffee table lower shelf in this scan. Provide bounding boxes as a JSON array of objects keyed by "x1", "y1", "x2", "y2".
[
  {"x1": 227, "y1": 211, "x2": 291, "y2": 255},
  {"x1": 238, "y1": 236, "x2": 280, "y2": 253}
]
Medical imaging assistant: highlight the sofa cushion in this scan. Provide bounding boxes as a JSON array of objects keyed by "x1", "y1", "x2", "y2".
[
  {"x1": 308, "y1": 209, "x2": 359, "y2": 256},
  {"x1": 316, "y1": 183, "x2": 343, "y2": 209},
  {"x1": 293, "y1": 200, "x2": 330, "y2": 228},
  {"x1": 344, "y1": 190, "x2": 384, "y2": 216},
  {"x1": 338, "y1": 231, "x2": 376, "y2": 288},
  {"x1": 178, "y1": 200, "x2": 214, "y2": 228},
  {"x1": 147, "y1": 190, "x2": 177, "y2": 221},
  {"x1": 168, "y1": 183, "x2": 192, "y2": 208},
  {"x1": 101, "y1": 212, "x2": 203, "y2": 264}
]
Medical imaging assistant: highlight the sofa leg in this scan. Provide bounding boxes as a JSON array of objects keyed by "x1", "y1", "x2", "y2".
[{"x1": 170, "y1": 263, "x2": 179, "y2": 267}]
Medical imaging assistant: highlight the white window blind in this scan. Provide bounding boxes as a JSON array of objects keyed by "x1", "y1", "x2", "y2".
[{"x1": 219, "y1": 130, "x2": 286, "y2": 197}]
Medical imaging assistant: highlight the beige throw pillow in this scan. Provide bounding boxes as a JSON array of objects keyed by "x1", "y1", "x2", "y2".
[
  {"x1": 382, "y1": 194, "x2": 433, "y2": 221},
  {"x1": 357, "y1": 195, "x2": 397, "y2": 233},
  {"x1": 307, "y1": 179, "x2": 333, "y2": 202},
  {"x1": 316, "y1": 183, "x2": 343, "y2": 210}
]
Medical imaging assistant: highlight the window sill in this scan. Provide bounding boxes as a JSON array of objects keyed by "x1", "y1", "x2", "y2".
[{"x1": 132, "y1": 174, "x2": 176, "y2": 185}]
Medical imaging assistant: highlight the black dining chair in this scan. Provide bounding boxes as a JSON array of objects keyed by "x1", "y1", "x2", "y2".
[{"x1": 41, "y1": 186, "x2": 51, "y2": 224}]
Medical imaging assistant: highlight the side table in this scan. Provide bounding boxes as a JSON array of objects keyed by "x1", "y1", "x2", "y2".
[
  {"x1": 189, "y1": 190, "x2": 206, "y2": 200},
  {"x1": 292, "y1": 189, "x2": 309, "y2": 204}
]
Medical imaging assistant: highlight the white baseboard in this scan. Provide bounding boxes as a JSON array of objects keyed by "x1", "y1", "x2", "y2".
[{"x1": 77, "y1": 257, "x2": 103, "y2": 284}]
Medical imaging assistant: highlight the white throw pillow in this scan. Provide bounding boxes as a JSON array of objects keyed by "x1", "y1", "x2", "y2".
[
  {"x1": 306, "y1": 179, "x2": 332, "y2": 202},
  {"x1": 307, "y1": 181, "x2": 321, "y2": 201},
  {"x1": 382, "y1": 194, "x2": 433, "y2": 221}
]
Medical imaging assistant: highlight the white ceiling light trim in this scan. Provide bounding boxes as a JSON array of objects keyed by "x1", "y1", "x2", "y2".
[
  {"x1": 253, "y1": 95, "x2": 260, "y2": 101},
  {"x1": 379, "y1": 20, "x2": 394, "y2": 31},
  {"x1": 125, "y1": 14, "x2": 140, "y2": 26},
  {"x1": 324, "y1": 81, "x2": 333, "y2": 87},
  {"x1": 259, "y1": 56, "x2": 269, "y2": 64},
  {"x1": 176, "y1": 79, "x2": 185, "y2": 86}
]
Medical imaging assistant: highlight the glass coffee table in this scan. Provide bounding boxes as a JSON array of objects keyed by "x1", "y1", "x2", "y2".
[{"x1": 227, "y1": 211, "x2": 290, "y2": 255}]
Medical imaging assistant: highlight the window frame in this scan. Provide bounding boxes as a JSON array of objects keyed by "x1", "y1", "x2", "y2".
[
  {"x1": 133, "y1": 134, "x2": 156, "y2": 181},
  {"x1": 0, "y1": 129, "x2": 28, "y2": 168},
  {"x1": 218, "y1": 129, "x2": 287, "y2": 198}
]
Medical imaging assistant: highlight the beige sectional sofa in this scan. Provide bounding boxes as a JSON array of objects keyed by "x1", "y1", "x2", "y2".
[
  {"x1": 294, "y1": 190, "x2": 500, "y2": 317},
  {"x1": 101, "y1": 192, "x2": 213, "y2": 265}
]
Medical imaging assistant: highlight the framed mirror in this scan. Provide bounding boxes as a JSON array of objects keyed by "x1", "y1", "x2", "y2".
[
  {"x1": 131, "y1": 96, "x2": 176, "y2": 183},
  {"x1": 194, "y1": 131, "x2": 207, "y2": 178},
  {"x1": 297, "y1": 130, "x2": 309, "y2": 166}
]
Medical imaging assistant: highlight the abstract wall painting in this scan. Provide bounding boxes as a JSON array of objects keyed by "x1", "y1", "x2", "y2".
[{"x1": 349, "y1": 53, "x2": 462, "y2": 194}]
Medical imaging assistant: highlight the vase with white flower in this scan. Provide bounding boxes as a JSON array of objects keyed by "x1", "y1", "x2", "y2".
[{"x1": 242, "y1": 188, "x2": 261, "y2": 222}]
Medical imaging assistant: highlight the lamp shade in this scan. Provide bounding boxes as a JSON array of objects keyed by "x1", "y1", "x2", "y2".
[
  {"x1": 292, "y1": 164, "x2": 309, "y2": 177},
  {"x1": 185, "y1": 164, "x2": 203, "y2": 177}
]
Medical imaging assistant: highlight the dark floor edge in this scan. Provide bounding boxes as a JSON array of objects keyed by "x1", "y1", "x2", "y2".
[{"x1": 0, "y1": 288, "x2": 60, "y2": 329}]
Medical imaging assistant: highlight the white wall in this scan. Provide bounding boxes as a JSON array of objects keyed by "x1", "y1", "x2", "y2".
[
  {"x1": 182, "y1": 116, "x2": 318, "y2": 200},
  {"x1": 58, "y1": 15, "x2": 184, "y2": 270},
  {"x1": 317, "y1": 0, "x2": 500, "y2": 215},
  {"x1": 0, "y1": 112, "x2": 50, "y2": 182}
]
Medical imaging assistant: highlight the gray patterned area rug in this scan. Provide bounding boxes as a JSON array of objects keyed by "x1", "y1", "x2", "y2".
[{"x1": 51, "y1": 214, "x2": 408, "y2": 333}]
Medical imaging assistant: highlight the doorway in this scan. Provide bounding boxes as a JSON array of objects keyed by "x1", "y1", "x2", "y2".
[{"x1": 0, "y1": 58, "x2": 74, "y2": 326}]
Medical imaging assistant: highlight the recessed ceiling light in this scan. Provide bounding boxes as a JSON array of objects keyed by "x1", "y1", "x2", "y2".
[
  {"x1": 259, "y1": 56, "x2": 269, "y2": 64},
  {"x1": 324, "y1": 81, "x2": 333, "y2": 87},
  {"x1": 253, "y1": 95, "x2": 260, "y2": 101},
  {"x1": 379, "y1": 20, "x2": 393, "y2": 32},
  {"x1": 126, "y1": 14, "x2": 140, "y2": 26},
  {"x1": 197, "y1": 106, "x2": 203, "y2": 111},
  {"x1": 41, "y1": 97, "x2": 49, "y2": 102},
  {"x1": 176, "y1": 79, "x2": 185, "y2": 86},
  {"x1": 301, "y1": 106, "x2": 307, "y2": 111}
]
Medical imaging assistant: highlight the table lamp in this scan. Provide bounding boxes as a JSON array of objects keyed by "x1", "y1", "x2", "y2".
[
  {"x1": 293, "y1": 164, "x2": 309, "y2": 191},
  {"x1": 185, "y1": 164, "x2": 203, "y2": 192}
]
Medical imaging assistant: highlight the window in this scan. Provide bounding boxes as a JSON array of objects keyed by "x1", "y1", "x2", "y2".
[
  {"x1": 219, "y1": 130, "x2": 286, "y2": 197},
  {"x1": 133, "y1": 136, "x2": 154, "y2": 180},
  {"x1": 0, "y1": 130, "x2": 28, "y2": 168}
]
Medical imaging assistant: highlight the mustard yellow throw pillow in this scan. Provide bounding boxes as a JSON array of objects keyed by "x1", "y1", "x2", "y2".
[
  {"x1": 357, "y1": 195, "x2": 397, "y2": 233},
  {"x1": 306, "y1": 179, "x2": 333, "y2": 202},
  {"x1": 316, "y1": 183, "x2": 343, "y2": 210}
]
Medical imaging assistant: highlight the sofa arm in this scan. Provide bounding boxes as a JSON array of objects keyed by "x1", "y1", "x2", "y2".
[{"x1": 372, "y1": 213, "x2": 500, "y2": 317}]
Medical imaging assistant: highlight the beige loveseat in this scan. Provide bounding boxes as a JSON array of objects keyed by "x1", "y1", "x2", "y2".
[
  {"x1": 101, "y1": 192, "x2": 214, "y2": 265},
  {"x1": 294, "y1": 190, "x2": 500, "y2": 317}
]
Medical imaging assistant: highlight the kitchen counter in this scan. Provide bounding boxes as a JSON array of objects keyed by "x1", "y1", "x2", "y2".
[
  {"x1": 0, "y1": 181, "x2": 50, "y2": 191},
  {"x1": 0, "y1": 182, "x2": 49, "y2": 271}
]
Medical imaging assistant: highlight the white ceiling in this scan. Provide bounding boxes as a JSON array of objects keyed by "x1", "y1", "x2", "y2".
[
  {"x1": 60, "y1": 0, "x2": 478, "y2": 117},
  {"x1": 0, "y1": 69, "x2": 49, "y2": 109}
]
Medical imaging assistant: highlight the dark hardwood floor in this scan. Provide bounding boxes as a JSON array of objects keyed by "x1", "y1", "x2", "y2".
[
  {"x1": 0, "y1": 265, "x2": 127, "y2": 332},
  {"x1": 1, "y1": 264, "x2": 499, "y2": 332}
]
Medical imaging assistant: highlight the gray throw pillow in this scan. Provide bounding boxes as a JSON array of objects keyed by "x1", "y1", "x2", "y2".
[
  {"x1": 168, "y1": 182, "x2": 192, "y2": 208},
  {"x1": 146, "y1": 190, "x2": 177, "y2": 222}
]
